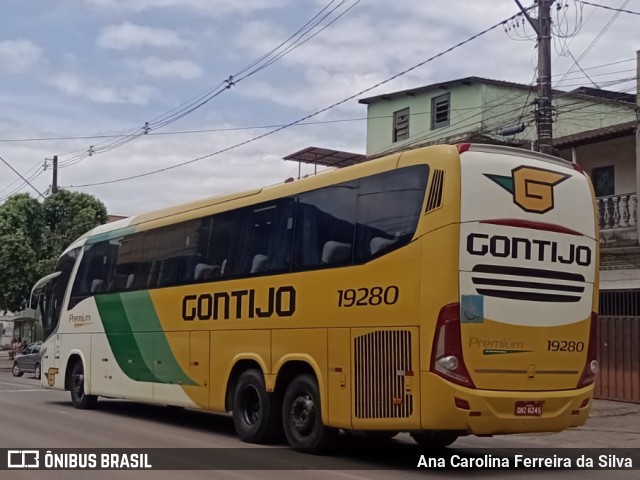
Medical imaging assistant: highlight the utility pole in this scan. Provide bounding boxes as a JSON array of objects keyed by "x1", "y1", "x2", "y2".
[
  {"x1": 52, "y1": 155, "x2": 58, "y2": 194},
  {"x1": 537, "y1": 0, "x2": 553, "y2": 154},
  {"x1": 515, "y1": 0, "x2": 554, "y2": 154}
]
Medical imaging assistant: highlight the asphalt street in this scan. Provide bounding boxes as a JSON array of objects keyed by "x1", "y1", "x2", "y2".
[{"x1": 0, "y1": 359, "x2": 638, "y2": 480}]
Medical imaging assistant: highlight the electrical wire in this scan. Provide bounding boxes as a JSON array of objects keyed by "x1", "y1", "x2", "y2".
[
  {"x1": 577, "y1": 0, "x2": 640, "y2": 16},
  {"x1": 56, "y1": 0, "x2": 360, "y2": 169},
  {"x1": 67, "y1": 10, "x2": 528, "y2": 189},
  {"x1": 0, "y1": 154, "x2": 45, "y2": 199},
  {"x1": 555, "y1": 0, "x2": 631, "y2": 88}
]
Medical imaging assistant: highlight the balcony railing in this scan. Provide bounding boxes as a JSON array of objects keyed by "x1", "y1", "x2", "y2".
[{"x1": 598, "y1": 193, "x2": 638, "y2": 247}]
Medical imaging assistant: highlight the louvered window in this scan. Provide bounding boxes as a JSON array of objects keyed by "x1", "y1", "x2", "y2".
[
  {"x1": 431, "y1": 93, "x2": 450, "y2": 130},
  {"x1": 392, "y1": 108, "x2": 410, "y2": 142}
]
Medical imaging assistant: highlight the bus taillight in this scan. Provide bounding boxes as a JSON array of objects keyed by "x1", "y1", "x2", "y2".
[
  {"x1": 456, "y1": 143, "x2": 471, "y2": 154},
  {"x1": 577, "y1": 312, "x2": 599, "y2": 388},
  {"x1": 430, "y1": 303, "x2": 476, "y2": 388}
]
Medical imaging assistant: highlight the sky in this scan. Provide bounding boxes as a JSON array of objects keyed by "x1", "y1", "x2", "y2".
[{"x1": 0, "y1": 0, "x2": 638, "y2": 216}]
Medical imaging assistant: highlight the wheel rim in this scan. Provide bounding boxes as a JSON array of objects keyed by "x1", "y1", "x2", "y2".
[
  {"x1": 13, "y1": 364, "x2": 19, "y2": 375},
  {"x1": 35, "y1": 365, "x2": 40, "y2": 378},
  {"x1": 290, "y1": 393, "x2": 315, "y2": 436},
  {"x1": 73, "y1": 371, "x2": 84, "y2": 400},
  {"x1": 240, "y1": 385, "x2": 260, "y2": 427}
]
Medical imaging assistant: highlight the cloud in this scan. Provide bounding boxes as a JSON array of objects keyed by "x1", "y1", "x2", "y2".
[
  {"x1": 128, "y1": 57, "x2": 204, "y2": 80},
  {"x1": 46, "y1": 73, "x2": 156, "y2": 105},
  {"x1": 98, "y1": 22, "x2": 190, "y2": 50},
  {"x1": 51, "y1": 118, "x2": 363, "y2": 214},
  {"x1": 0, "y1": 39, "x2": 42, "y2": 73},
  {"x1": 83, "y1": 0, "x2": 288, "y2": 16}
]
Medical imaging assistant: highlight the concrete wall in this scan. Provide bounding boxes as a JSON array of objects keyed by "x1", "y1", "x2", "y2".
[
  {"x1": 364, "y1": 81, "x2": 636, "y2": 157},
  {"x1": 364, "y1": 83, "x2": 484, "y2": 155},
  {"x1": 568, "y1": 135, "x2": 636, "y2": 195}
]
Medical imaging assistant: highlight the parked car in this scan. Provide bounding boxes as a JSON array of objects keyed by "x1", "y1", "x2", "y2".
[{"x1": 12, "y1": 342, "x2": 42, "y2": 379}]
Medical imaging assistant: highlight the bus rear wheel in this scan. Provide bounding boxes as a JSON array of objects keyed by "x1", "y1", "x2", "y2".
[
  {"x1": 282, "y1": 374, "x2": 338, "y2": 450},
  {"x1": 411, "y1": 431, "x2": 459, "y2": 449},
  {"x1": 69, "y1": 361, "x2": 97, "y2": 409},
  {"x1": 232, "y1": 369, "x2": 281, "y2": 444}
]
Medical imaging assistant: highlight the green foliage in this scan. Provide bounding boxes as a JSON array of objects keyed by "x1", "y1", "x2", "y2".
[
  {"x1": 0, "y1": 194, "x2": 44, "y2": 253},
  {"x1": 0, "y1": 190, "x2": 108, "y2": 312},
  {"x1": 0, "y1": 231, "x2": 38, "y2": 312},
  {"x1": 42, "y1": 190, "x2": 108, "y2": 259}
]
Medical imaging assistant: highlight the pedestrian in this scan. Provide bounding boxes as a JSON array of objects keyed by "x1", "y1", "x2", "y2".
[{"x1": 9, "y1": 338, "x2": 17, "y2": 360}]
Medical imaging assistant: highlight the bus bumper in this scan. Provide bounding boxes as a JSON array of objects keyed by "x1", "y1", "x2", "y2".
[{"x1": 420, "y1": 372, "x2": 594, "y2": 435}]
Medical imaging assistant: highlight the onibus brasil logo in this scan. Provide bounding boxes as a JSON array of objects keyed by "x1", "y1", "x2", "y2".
[{"x1": 485, "y1": 166, "x2": 570, "y2": 214}]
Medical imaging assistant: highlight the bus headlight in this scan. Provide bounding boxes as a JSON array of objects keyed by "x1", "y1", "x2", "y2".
[{"x1": 589, "y1": 360, "x2": 599, "y2": 374}]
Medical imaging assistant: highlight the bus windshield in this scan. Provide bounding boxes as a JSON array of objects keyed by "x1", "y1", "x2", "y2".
[{"x1": 41, "y1": 248, "x2": 79, "y2": 340}]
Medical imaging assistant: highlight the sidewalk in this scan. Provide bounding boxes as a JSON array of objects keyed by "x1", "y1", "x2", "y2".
[{"x1": 0, "y1": 349, "x2": 11, "y2": 371}]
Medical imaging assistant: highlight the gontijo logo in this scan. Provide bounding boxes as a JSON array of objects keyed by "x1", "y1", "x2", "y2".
[{"x1": 485, "y1": 166, "x2": 570, "y2": 214}]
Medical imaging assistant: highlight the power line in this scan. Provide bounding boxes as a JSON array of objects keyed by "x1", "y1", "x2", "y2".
[
  {"x1": 0, "y1": 154, "x2": 45, "y2": 199},
  {"x1": 577, "y1": 0, "x2": 640, "y2": 16},
  {"x1": 0, "y1": 103, "x2": 530, "y2": 146},
  {"x1": 56, "y1": 0, "x2": 360, "y2": 169},
  {"x1": 1, "y1": 57, "x2": 631, "y2": 146},
  {"x1": 555, "y1": 0, "x2": 631, "y2": 88},
  {"x1": 67, "y1": 10, "x2": 525, "y2": 189}
]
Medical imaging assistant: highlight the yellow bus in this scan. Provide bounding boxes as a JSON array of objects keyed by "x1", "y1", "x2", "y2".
[{"x1": 34, "y1": 143, "x2": 599, "y2": 449}]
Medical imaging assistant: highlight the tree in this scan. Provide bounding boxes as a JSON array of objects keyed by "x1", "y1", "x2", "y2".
[
  {"x1": 0, "y1": 190, "x2": 107, "y2": 312},
  {"x1": 0, "y1": 193, "x2": 44, "y2": 254},
  {"x1": 0, "y1": 231, "x2": 38, "y2": 312},
  {"x1": 42, "y1": 190, "x2": 108, "y2": 261}
]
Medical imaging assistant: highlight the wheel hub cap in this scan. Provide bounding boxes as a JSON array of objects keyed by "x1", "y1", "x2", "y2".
[{"x1": 291, "y1": 395, "x2": 314, "y2": 434}]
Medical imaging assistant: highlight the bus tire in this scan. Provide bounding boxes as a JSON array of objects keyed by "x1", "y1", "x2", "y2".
[
  {"x1": 232, "y1": 369, "x2": 280, "y2": 444},
  {"x1": 282, "y1": 374, "x2": 337, "y2": 450},
  {"x1": 69, "y1": 361, "x2": 98, "y2": 410},
  {"x1": 411, "y1": 431, "x2": 459, "y2": 449}
]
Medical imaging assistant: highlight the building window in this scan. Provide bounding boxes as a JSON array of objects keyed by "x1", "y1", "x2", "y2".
[
  {"x1": 600, "y1": 290, "x2": 640, "y2": 316},
  {"x1": 592, "y1": 165, "x2": 614, "y2": 197},
  {"x1": 431, "y1": 92, "x2": 450, "y2": 130},
  {"x1": 392, "y1": 108, "x2": 410, "y2": 142}
]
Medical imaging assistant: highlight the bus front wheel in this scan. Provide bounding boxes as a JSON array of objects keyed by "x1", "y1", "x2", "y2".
[
  {"x1": 282, "y1": 374, "x2": 338, "y2": 450},
  {"x1": 69, "y1": 361, "x2": 97, "y2": 410},
  {"x1": 232, "y1": 369, "x2": 281, "y2": 444}
]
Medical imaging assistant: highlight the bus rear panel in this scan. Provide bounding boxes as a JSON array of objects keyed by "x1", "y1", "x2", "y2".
[{"x1": 422, "y1": 144, "x2": 598, "y2": 435}]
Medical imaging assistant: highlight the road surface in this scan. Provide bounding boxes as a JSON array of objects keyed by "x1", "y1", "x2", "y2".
[{"x1": 0, "y1": 366, "x2": 637, "y2": 480}]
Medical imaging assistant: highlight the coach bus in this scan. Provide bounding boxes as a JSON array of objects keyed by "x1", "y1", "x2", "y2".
[{"x1": 34, "y1": 143, "x2": 599, "y2": 449}]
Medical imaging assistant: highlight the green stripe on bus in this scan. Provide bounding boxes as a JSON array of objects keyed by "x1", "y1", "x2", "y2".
[
  {"x1": 95, "y1": 293, "x2": 158, "y2": 382},
  {"x1": 95, "y1": 291, "x2": 196, "y2": 386},
  {"x1": 86, "y1": 226, "x2": 136, "y2": 245},
  {"x1": 120, "y1": 291, "x2": 196, "y2": 386}
]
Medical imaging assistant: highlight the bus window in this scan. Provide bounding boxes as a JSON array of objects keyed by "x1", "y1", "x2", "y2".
[
  {"x1": 231, "y1": 198, "x2": 295, "y2": 276},
  {"x1": 140, "y1": 219, "x2": 203, "y2": 288},
  {"x1": 69, "y1": 241, "x2": 117, "y2": 308},
  {"x1": 195, "y1": 212, "x2": 235, "y2": 282},
  {"x1": 44, "y1": 248, "x2": 79, "y2": 337},
  {"x1": 293, "y1": 182, "x2": 357, "y2": 269},
  {"x1": 355, "y1": 165, "x2": 429, "y2": 261},
  {"x1": 109, "y1": 235, "x2": 144, "y2": 292}
]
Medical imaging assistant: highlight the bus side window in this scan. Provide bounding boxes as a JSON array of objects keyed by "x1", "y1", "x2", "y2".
[
  {"x1": 69, "y1": 241, "x2": 116, "y2": 308},
  {"x1": 355, "y1": 165, "x2": 429, "y2": 261},
  {"x1": 231, "y1": 199, "x2": 295, "y2": 276},
  {"x1": 293, "y1": 181, "x2": 357, "y2": 270},
  {"x1": 139, "y1": 219, "x2": 203, "y2": 289}
]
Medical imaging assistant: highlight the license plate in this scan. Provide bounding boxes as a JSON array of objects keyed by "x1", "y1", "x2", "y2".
[{"x1": 514, "y1": 401, "x2": 544, "y2": 416}]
